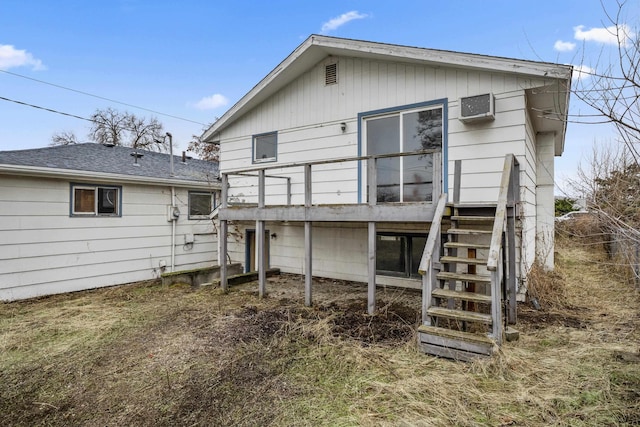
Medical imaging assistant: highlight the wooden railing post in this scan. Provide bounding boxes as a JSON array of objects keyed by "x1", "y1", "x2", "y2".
[
  {"x1": 367, "y1": 157, "x2": 377, "y2": 315},
  {"x1": 220, "y1": 173, "x2": 229, "y2": 292},
  {"x1": 506, "y1": 158, "x2": 518, "y2": 324}
]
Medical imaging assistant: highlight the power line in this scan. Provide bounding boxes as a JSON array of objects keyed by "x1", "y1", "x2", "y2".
[
  {"x1": 0, "y1": 95, "x2": 93, "y2": 123},
  {"x1": 0, "y1": 69, "x2": 207, "y2": 126}
]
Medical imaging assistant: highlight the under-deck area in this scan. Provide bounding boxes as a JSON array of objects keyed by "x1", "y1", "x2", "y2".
[{"x1": 218, "y1": 150, "x2": 442, "y2": 314}]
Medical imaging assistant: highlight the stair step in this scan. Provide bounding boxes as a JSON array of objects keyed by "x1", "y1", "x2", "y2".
[
  {"x1": 440, "y1": 256, "x2": 488, "y2": 265},
  {"x1": 444, "y1": 242, "x2": 491, "y2": 250},
  {"x1": 437, "y1": 271, "x2": 491, "y2": 283},
  {"x1": 432, "y1": 288, "x2": 492, "y2": 304},
  {"x1": 418, "y1": 325, "x2": 495, "y2": 345},
  {"x1": 417, "y1": 325, "x2": 496, "y2": 361},
  {"x1": 448, "y1": 228, "x2": 493, "y2": 235},
  {"x1": 451, "y1": 216, "x2": 495, "y2": 223},
  {"x1": 426, "y1": 307, "x2": 493, "y2": 324}
]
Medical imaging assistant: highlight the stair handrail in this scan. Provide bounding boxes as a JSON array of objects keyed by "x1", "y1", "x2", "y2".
[
  {"x1": 418, "y1": 193, "x2": 448, "y2": 275},
  {"x1": 419, "y1": 193, "x2": 448, "y2": 325},
  {"x1": 486, "y1": 153, "x2": 520, "y2": 343},
  {"x1": 487, "y1": 153, "x2": 519, "y2": 271}
]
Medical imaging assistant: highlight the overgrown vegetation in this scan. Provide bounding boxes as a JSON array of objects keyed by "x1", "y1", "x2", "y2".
[{"x1": 1, "y1": 238, "x2": 639, "y2": 426}]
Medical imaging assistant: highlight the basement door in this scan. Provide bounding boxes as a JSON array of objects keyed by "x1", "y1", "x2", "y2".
[{"x1": 245, "y1": 229, "x2": 270, "y2": 273}]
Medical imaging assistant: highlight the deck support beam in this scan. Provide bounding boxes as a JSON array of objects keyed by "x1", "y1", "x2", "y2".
[
  {"x1": 257, "y1": 170, "x2": 266, "y2": 298},
  {"x1": 304, "y1": 164, "x2": 313, "y2": 306},
  {"x1": 368, "y1": 222, "x2": 376, "y2": 315},
  {"x1": 220, "y1": 174, "x2": 228, "y2": 291}
]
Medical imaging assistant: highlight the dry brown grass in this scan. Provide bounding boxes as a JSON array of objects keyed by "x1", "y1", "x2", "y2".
[{"x1": 1, "y1": 237, "x2": 639, "y2": 426}]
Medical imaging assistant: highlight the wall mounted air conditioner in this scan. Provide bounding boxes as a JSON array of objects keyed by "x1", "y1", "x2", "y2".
[{"x1": 459, "y1": 93, "x2": 495, "y2": 123}]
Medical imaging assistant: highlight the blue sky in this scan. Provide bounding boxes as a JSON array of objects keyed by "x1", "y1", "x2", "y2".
[{"x1": 1, "y1": 0, "x2": 637, "y2": 190}]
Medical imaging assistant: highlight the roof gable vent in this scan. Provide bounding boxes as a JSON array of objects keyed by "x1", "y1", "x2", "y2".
[
  {"x1": 459, "y1": 93, "x2": 495, "y2": 123},
  {"x1": 325, "y1": 62, "x2": 337, "y2": 85}
]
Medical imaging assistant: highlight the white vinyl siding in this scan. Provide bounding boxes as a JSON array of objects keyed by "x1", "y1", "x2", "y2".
[
  {"x1": 217, "y1": 54, "x2": 561, "y2": 288},
  {"x1": 0, "y1": 175, "x2": 218, "y2": 301}
]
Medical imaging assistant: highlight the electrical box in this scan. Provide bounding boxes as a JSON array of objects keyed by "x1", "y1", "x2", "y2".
[
  {"x1": 167, "y1": 205, "x2": 180, "y2": 221},
  {"x1": 185, "y1": 234, "x2": 194, "y2": 244}
]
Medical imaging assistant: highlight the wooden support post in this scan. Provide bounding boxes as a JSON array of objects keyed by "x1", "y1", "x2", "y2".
[
  {"x1": 368, "y1": 221, "x2": 376, "y2": 315},
  {"x1": 453, "y1": 159, "x2": 461, "y2": 204},
  {"x1": 305, "y1": 221, "x2": 312, "y2": 306},
  {"x1": 257, "y1": 170, "x2": 266, "y2": 298},
  {"x1": 507, "y1": 163, "x2": 518, "y2": 324},
  {"x1": 368, "y1": 157, "x2": 377, "y2": 205},
  {"x1": 304, "y1": 164, "x2": 312, "y2": 307},
  {"x1": 490, "y1": 248, "x2": 503, "y2": 345},
  {"x1": 220, "y1": 174, "x2": 228, "y2": 292}
]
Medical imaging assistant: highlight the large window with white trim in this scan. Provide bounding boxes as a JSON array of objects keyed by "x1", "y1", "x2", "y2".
[
  {"x1": 71, "y1": 184, "x2": 121, "y2": 216},
  {"x1": 364, "y1": 105, "x2": 443, "y2": 203}
]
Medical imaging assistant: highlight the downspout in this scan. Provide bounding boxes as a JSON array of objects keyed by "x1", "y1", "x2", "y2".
[{"x1": 168, "y1": 132, "x2": 176, "y2": 272}]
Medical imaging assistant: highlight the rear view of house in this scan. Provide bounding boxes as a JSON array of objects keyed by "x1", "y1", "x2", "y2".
[
  {"x1": 203, "y1": 35, "x2": 572, "y2": 359},
  {"x1": 0, "y1": 143, "x2": 220, "y2": 301}
]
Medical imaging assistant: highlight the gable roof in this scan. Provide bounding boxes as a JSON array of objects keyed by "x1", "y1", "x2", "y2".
[
  {"x1": 0, "y1": 143, "x2": 219, "y2": 188},
  {"x1": 202, "y1": 34, "x2": 572, "y2": 144}
]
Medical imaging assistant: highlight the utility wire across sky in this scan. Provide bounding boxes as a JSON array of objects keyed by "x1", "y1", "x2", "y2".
[{"x1": 0, "y1": 69, "x2": 207, "y2": 126}]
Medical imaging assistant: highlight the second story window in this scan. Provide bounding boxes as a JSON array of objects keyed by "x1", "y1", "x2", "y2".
[{"x1": 253, "y1": 132, "x2": 277, "y2": 163}]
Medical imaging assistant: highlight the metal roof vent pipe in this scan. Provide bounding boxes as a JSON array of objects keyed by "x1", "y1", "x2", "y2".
[{"x1": 155, "y1": 132, "x2": 174, "y2": 176}]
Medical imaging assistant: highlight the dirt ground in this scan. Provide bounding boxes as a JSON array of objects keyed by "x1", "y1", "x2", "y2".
[{"x1": 1, "y1": 239, "x2": 639, "y2": 426}]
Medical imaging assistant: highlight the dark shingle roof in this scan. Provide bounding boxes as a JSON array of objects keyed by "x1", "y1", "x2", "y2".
[{"x1": 0, "y1": 143, "x2": 218, "y2": 183}]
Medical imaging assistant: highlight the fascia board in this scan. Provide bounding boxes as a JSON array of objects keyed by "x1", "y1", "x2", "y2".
[{"x1": 0, "y1": 164, "x2": 221, "y2": 189}]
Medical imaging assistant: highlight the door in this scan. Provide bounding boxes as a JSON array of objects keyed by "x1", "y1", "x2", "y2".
[
  {"x1": 364, "y1": 105, "x2": 443, "y2": 203},
  {"x1": 245, "y1": 229, "x2": 270, "y2": 273}
]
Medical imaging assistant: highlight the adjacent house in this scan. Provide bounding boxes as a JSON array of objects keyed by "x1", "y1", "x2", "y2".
[
  {"x1": 0, "y1": 143, "x2": 220, "y2": 301},
  {"x1": 202, "y1": 35, "x2": 572, "y2": 359}
]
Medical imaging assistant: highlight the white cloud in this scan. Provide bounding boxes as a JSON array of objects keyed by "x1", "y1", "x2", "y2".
[
  {"x1": 554, "y1": 40, "x2": 576, "y2": 52},
  {"x1": 194, "y1": 94, "x2": 229, "y2": 110},
  {"x1": 572, "y1": 64, "x2": 595, "y2": 81},
  {"x1": 321, "y1": 11, "x2": 368, "y2": 33},
  {"x1": 0, "y1": 44, "x2": 45, "y2": 70},
  {"x1": 574, "y1": 24, "x2": 634, "y2": 46}
]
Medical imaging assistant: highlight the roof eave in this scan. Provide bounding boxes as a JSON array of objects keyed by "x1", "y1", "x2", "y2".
[
  {"x1": 0, "y1": 164, "x2": 221, "y2": 189},
  {"x1": 202, "y1": 35, "x2": 573, "y2": 142}
]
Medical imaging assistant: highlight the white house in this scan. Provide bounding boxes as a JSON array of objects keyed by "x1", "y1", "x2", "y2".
[
  {"x1": 0, "y1": 143, "x2": 220, "y2": 301},
  {"x1": 202, "y1": 35, "x2": 572, "y2": 358}
]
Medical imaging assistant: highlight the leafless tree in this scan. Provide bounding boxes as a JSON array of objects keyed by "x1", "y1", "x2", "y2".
[
  {"x1": 49, "y1": 130, "x2": 79, "y2": 146},
  {"x1": 51, "y1": 107, "x2": 167, "y2": 151},
  {"x1": 572, "y1": 1, "x2": 639, "y2": 161},
  {"x1": 187, "y1": 128, "x2": 219, "y2": 162}
]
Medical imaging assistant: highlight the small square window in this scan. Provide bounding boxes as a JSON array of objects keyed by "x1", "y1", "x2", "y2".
[
  {"x1": 71, "y1": 184, "x2": 120, "y2": 216},
  {"x1": 189, "y1": 191, "x2": 216, "y2": 219},
  {"x1": 253, "y1": 132, "x2": 277, "y2": 163}
]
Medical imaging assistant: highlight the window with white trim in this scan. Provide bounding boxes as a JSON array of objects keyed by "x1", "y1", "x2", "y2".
[
  {"x1": 188, "y1": 191, "x2": 217, "y2": 219},
  {"x1": 253, "y1": 132, "x2": 277, "y2": 163},
  {"x1": 364, "y1": 105, "x2": 443, "y2": 203},
  {"x1": 71, "y1": 184, "x2": 121, "y2": 216}
]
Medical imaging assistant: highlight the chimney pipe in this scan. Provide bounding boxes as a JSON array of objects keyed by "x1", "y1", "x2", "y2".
[
  {"x1": 167, "y1": 132, "x2": 174, "y2": 176},
  {"x1": 182, "y1": 151, "x2": 186, "y2": 163}
]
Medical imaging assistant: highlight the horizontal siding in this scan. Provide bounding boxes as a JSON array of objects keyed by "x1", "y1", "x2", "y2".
[
  {"x1": 0, "y1": 176, "x2": 217, "y2": 300},
  {"x1": 219, "y1": 56, "x2": 541, "y2": 208}
]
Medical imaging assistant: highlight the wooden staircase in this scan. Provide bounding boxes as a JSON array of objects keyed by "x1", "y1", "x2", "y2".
[
  {"x1": 417, "y1": 155, "x2": 520, "y2": 361},
  {"x1": 418, "y1": 205, "x2": 498, "y2": 361}
]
